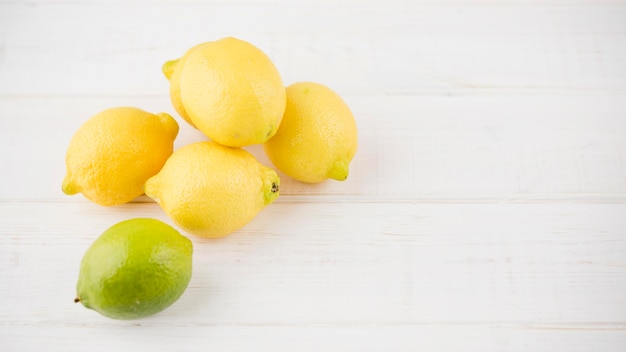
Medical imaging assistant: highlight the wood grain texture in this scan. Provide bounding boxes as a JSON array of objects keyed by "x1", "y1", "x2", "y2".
[
  {"x1": 1, "y1": 1, "x2": 625, "y2": 96},
  {"x1": 1, "y1": 0, "x2": 625, "y2": 351},
  {"x1": 2, "y1": 202, "x2": 626, "y2": 350},
  {"x1": 2, "y1": 94, "x2": 626, "y2": 201},
  {"x1": 3, "y1": 325, "x2": 626, "y2": 352},
  {"x1": 3, "y1": 202, "x2": 626, "y2": 323}
]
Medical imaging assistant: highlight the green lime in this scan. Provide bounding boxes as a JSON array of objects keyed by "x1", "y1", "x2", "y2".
[{"x1": 75, "y1": 218, "x2": 193, "y2": 320}]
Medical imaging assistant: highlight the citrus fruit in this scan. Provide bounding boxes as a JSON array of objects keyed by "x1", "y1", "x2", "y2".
[
  {"x1": 144, "y1": 141, "x2": 280, "y2": 238},
  {"x1": 75, "y1": 218, "x2": 192, "y2": 320},
  {"x1": 263, "y1": 82, "x2": 358, "y2": 183},
  {"x1": 169, "y1": 37, "x2": 286, "y2": 147},
  {"x1": 62, "y1": 107, "x2": 179, "y2": 206},
  {"x1": 161, "y1": 43, "x2": 205, "y2": 128}
]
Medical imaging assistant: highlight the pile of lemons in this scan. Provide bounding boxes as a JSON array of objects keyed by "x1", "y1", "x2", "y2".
[{"x1": 65, "y1": 37, "x2": 358, "y2": 319}]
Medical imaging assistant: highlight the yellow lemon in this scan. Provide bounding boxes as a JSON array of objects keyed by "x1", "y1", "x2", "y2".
[
  {"x1": 144, "y1": 141, "x2": 280, "y2": 238},
  {"x1": 171, "y1": 37, "x2": 286, "y2": 147},
  {"x1": 161, "y1": 43, "x2": 205, "y2": 128},
  {"x1": 62, "y1": 107, "x2": 179, "y2": 206},
  {"x1": 263, "y1": 82, "x2": 358, "y2": 183}
]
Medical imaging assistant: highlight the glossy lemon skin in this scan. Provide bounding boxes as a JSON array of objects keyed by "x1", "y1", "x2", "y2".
[
  {"x1": 144, "y1": 142, "x2": 280, "y2": 238},
  {"x1": 172, "y1": 37, "x2": 286, "y2": 147},
  {"x1": 162, "y1": 43, "x2": 206, "y2": 128},
  {"x1": 264, "y1": 82, "x2": 358, "y2": 183},
  {"x1": 62, "y1": 107, "x2": 179, "y2": 206}
]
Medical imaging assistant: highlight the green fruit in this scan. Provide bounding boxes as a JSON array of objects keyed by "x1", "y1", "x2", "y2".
[{"x1": 75, "y1": 218, "x2": 193, "y2": 320}]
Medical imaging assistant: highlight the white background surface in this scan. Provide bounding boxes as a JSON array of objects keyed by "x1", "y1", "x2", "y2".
[{"x1": 2, "y1": 0, "x2": 626, "y2": 350}]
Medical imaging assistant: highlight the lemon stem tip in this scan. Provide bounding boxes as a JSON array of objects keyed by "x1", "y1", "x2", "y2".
[
  {"x1": 155, "y1": 112, "x2": 180, "y2": 139},
  {"x1": 162, "y1": 59, "x2": 179, "y2": 80},
  {"x1": 263, "y1": 171, "x2": 280, "y2": 205},
  {"x1": 62, "y1": 177, "x2": 79, "y2": 195},
  {"x1": 328, "y1": 160, "x2": 349, "y2": 181}
]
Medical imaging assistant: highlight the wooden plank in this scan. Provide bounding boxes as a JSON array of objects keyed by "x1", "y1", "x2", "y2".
[
  {"x1": 1, "y1": 94, "x2": 625, "y2": 200},
  {"x1": 0, "y1": 2, "x2": 624, "y2": 96},
  {"x1": 2, "y1": 325, "x2": 626, "y2": 352},
  {"x1": 1, "y1": 202, "x2": 625, "y2": 325}
]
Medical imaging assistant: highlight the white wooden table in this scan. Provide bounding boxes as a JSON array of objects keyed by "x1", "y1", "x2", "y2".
[{"x1": 2, "y1": 1, "x2": 626, "y2": 350}]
